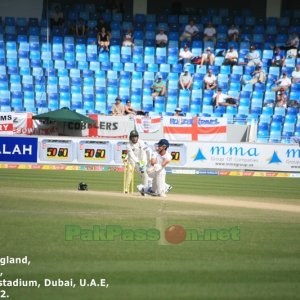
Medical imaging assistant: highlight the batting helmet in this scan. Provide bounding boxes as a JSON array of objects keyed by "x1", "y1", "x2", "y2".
[
  {"x1": 78, "y1": 182, "x2": 88, "y2": 191},
  {"x1": 157, "y1": 139, "x2": 169, "y2": 149}
]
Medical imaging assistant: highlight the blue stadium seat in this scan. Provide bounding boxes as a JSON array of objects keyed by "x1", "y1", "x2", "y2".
[
  {"x1": 101, "y1": 61, "x2": 111, "y2": 71},
  {"x1": 232, "y1": 65, "x2": 244, "y2": 75},
  {"x1": 147, "y1": 63, "x2": 158, "y2": 72},
  {"x1": 154, "y1": 96, "x2": 165, "y2": 114},
  {"x1": 135, "y1": 63, "x2": 146, "y2": 72},
  {"x1": 294, "y1": 124, "x2": 300, "y2": 137},
  {"x1": 272, "y1": 114, "x2": 284, "y2": 124},
  {"x1": 144, "y1": 47, "x2": 155, "y2": 64},
  {"x1": 257, "y1": 122, "x2": 270, "y2": 142},
  {"x1": 172, "y1": 64, "x2": 183, "y2": 73},
  {"x1": 113, "y1": 62, "x2": 123, "y2": 72},
  {"x1": 264, "y1": 91, "x2": 276, "y2": 106},
  {"x1": 122, "y1": 62, "x2": 133, "y2": 72},
  {"x1": 274, "y1": 106, "x2": 286, "y2": 116},
  {"x1": 89, "y1": 61, "x2": 100, "y2": 72},
  {"x1": 156, "y1": 47, "x2": 167, "y2": 64},
  {"x1": 86, "y1": 45, "x2": 97, "y2": 62}
]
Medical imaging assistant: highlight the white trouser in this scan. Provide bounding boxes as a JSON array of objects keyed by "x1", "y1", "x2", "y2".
[{"x1": 151, "y1": 170, "x2": 166, "y2": 196}]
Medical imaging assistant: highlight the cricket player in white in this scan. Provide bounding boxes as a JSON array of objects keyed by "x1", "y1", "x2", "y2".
[
  {"x1": 125, "y1": 130, "x2": 150, "y2": 193},
  {"x1": 140, "y1": 139, "x2": 172, "y2": 197}
]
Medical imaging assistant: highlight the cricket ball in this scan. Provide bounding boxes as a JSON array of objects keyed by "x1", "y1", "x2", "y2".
[{"x1": 164, "y1": 224, "x2": 186, "y2": 244}]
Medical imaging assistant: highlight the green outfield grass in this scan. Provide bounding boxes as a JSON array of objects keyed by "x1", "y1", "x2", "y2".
[{"x1": 0, "y1": 169, "x2": 299, "y2": 300}]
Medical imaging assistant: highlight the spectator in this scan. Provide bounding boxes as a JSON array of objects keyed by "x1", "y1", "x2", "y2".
[
  {"x1": 122, "y1": 28, "x2": 134, "y2": 50},
  {"x1": 179, "y1": 20, "x2": 199, "y2": 42},
  {"x1": 156, "y1": 28, "x2": 168, "y2": 48},
  {"x1": 151, "y1": 74, "x2": 166, "y2": 106},
  {"x1": 75, "y1": 18, "x2": 86, "y2": 38},
  {"x1": 124, "y1": 100, "x2": 145, "y2": 115},
  {"x1": 203, "y1": 69, "x2": 217, "y2": 90},
  {"x1": 213, "y1": 88, "x2": 238, "y2": 107},
  {"x1": 111, "y1": 97, "x2": 125, "y2": 115},
  {"x1": 200, "y1": 47, "x2": 215, "y2": 66},
  {"x1": 291, "y1": 64, "x2": 300, "y2": 83},
  {"x1": 179, "y1": 67, "x2": 193, "y2": 90},
  {"x1": 173, "y1": 107, "x2": 184, "y2": 116},
  {"x1": 271, "y1": 47, "x2": 285, "y2": 67},
  {"x1": 178, "y1": 44, "x2": 194, "y2": 66},
  {"x1": 223, "y1": 46, "x2": 238, "y2": 66},
  {"x1": 97, "y1": 26, "x2": 110, "y2": 52},
  {"x1": 227, "y1": 24, "x2": 239, "y2": 41},
  {"x1": 50, "y1": 5, "x2": 64, "y2": 28},
  {"x1": 243, "y1": 65, "x2": 266, "y2": 85},
  {"x1": 124, "y1": 100, "x2": 137, "y2": 115},
  {"x1": 244, "y1": 45, "x2": 262, "y2": 67},
  {"x1": 272, "y1": 72, "x2": 292, "y2": 91},
  {"x1": 275, "y1": 88, "x2": 288, "y2": 108},
  {"x1": 203, "y1": 22, "x2": 217, "y2": 44}
]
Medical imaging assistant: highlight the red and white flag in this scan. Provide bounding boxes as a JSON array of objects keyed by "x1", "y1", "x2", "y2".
[
  {"x1": 134, "y1": 115, "x2": 161, "y2": 133},
  {"x1": 163, "y1": 116, "x2": 227, "y2": 141},
  {"x1": 13, "y1": 113, "x2": 35, "y2": 135}
]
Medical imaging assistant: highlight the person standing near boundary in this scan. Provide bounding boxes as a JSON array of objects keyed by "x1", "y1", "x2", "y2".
[{"x1": 124, "y1": 130, "x2": 150, "y2": 194}]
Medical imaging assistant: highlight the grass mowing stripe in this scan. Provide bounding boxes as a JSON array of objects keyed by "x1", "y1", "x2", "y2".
[
  {"x1": 1, "y1": 169, "x2": 300, "y2": 199},
  {"x1": 0, "y1": 169, "x2": 299, "y2": 299}
]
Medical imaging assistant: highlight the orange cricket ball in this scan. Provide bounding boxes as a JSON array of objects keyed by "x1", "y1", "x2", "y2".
[{"x1": 164, "y1": 224, "x2": 186, "y2": 244}]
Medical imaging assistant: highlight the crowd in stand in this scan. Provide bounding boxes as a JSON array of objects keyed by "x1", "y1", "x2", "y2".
[
  {"x1": 1, "y1": 4, "x2": 300, "y2": 130},
  {"x1": 45, "y1": 5, "x2": 300, "y2": 117}
]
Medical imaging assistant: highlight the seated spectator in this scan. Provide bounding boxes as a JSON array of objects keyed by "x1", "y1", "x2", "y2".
[
  {"x1": 223, "y1": 46, "x2": 238, "y2": 66},
  {"x1": 75, "y1": 18, "x2": 86, "y2": 38},
  {"x1": 178, "y1": 44, "x2": 194, "y2": 66},
  {"x1": 173, "y1": 107, "x2": 184, "y2": 116},
  {"x1": 179, "y1": 20, "x2": 199, "y2": 42},
  {"x1": 179, "y1": 67, "x2": 193, "y2": 90},
  {"x1": 50, "y1": 5, "x2": 64, "y2": 28},
  {"x1": 243, "y1": 65, "x2": 266, "y2": 85},
  {"x1": 124, "y1": 100, "x2": 145, "y2": 115},
  {"x1": 291, "y1": 64, "x2": 300, "y2": 83},
  {"x1": 124, "y1": 100, "x2": 137, "y2": 115},
  {"x1": 271, "y1": 47, "x2": 285, "y2": 67},
  {"x1": 200, "y1": 47, "x2": 215, "y2": 66},
  {"x1": 203, "y1": 22, "x2": 217, "y2": 44},
  {"x1": 203, "y1": 69, "x2": 217, "y2": 90},
  {"x1": 275, "y1": 88, "x2": 288, "y2": 108},
  {"x1": 213, "y1": 88, "x2": 238, "y2": 107},
  {"x1": 156, "y1": 28, "x2": 168, "y2": 48},
  {"x1": 244, "y1": 45, "x2": 262, "y2": 67},
  {"x1": 96, "y1": 16, "x2": 111, "y2": 37},
  {"x1": 122, "y1": 28, "x2": 134, "y2": 50},
  {"x1": 272, "y1": 72, "x2": 292, "y2": 91},
  {"x1": 97, "y1": 27, "x2": 110, "y2": 52},
  {"x1": 111, "y1": 97, "x2": 125, "y2": 115},
  {"x1": 227, "y1": 24, "x2": 239, "y2": 41},
  {"x1": 151, "y1": 74, "x2": 166, "y2": 106}
]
